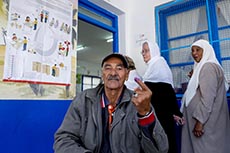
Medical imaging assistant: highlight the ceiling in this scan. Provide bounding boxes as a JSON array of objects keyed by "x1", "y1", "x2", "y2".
[{"x1": 77, "y1": 20, "x2": 113, "y2": 67}]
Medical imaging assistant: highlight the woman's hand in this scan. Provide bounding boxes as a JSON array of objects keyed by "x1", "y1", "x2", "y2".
[
  {"x1": 193, "y1": 120, "x2": 204, "y2": 137},
  {"x1": 173, "y1": 115, "x2": 185, "y2": 125}
]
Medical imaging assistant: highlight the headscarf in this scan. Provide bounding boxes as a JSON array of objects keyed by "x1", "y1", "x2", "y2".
[
  {"x1": 181, "y1": 39, "x2": 229, "y2": 110},
  {"x1": 142, "y1": 41, "x2": 174, "y2": 87}
]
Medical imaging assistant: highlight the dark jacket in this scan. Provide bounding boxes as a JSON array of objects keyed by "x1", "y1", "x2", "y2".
[{"x1": 54, "y1": 85, "x2": 168, "y2": 153}]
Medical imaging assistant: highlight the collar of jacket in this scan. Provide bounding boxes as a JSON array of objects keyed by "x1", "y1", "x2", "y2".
[{"x1": 85, "y1": 84, "x2": 132, "y2": 106}]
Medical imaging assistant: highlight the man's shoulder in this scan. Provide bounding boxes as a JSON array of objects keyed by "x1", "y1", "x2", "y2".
[{"x1": 80, "y1": 87, "x2": 100, "y2": 98}]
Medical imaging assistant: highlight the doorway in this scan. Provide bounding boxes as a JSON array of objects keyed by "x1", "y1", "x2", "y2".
[
  {"x1": 77, "y1": 19, "x2": 112, "y2": 76},
  {"x1": 77, "y1": 20, "x2": 112, "y2": 92}
]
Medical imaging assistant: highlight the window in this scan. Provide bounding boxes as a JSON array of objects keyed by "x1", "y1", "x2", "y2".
[
  {"x1": 156, "y1": 0, "x2": 230, "y2": 95},
  {"x1": 82, "y1": 75, "x2": 101, "y2": 91}
]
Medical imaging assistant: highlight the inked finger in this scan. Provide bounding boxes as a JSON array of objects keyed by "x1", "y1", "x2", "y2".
[{"x1": 134, "y1": 77, "x2": 151, "y2": 92}]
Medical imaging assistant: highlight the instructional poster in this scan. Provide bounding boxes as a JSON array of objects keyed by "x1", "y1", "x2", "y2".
[
  {"x1": 0, "y1": 0, "x2": 78, "y2": 99},
  {"x1": 3, "y1": 0, "x2": 72, "y2": 85}
]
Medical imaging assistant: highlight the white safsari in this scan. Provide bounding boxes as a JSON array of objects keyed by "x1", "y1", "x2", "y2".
[{"x1": 181, "y1": 39, "x2": 229, "y2": 112}]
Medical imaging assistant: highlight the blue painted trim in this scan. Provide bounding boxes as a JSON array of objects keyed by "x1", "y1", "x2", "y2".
[
  {"x1": 222, "y1": 57, "x2": 230, "y2": 61},
  {"x1": 170, "y1": 62, "x2": 194, "y2": 68},
  {"x1": 160, "y1": 13, "x2": 169, "y2": 61},
  {"x1": 113, "y1": 16, "x2": 119, "y2": 53},
  {"x1": 206, "y1": 0, "x2": 222, "y2": 63},
  {"x1": 155, "y1": 7, "x2": 160, "y2": 44},
  {"x1": 79, "y1": 0, "x2": 116, "y2": 20},
  {"x1": 0, "y1": 99, "x2": 72, "y2": 102},
  {"x1": 219, "y1": 25, "x2": 230, "y2": 30},
  {"x1": 205, "y1": 0, "x2": 213, "y2": 42},
  {"x1": 78, "y1": 13, "x2": 116, "y2": 32},
  {"x1": 160, "y1": 0, "x2": 206, "y2": 16},
  {"x1": 168, "y1": 30, "x2": 209, "y2": 42},
  {"x1": 155, "y1": 0, "x2": 185, "y2": 11}
]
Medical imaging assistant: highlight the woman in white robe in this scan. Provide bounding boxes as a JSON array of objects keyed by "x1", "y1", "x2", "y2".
[
  {"x1": 181, "y1": 39, "x2": 230, "y2": 153},
  {"x1": 141, "y1": 41, "x2": 183, "y2": 153}
]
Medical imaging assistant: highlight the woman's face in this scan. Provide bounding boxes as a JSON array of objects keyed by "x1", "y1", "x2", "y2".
[
  {"x1": 191, "y1": 46, "x2": 203, "y2": 63},
  {"x1": 141, "y1": 43, "x2": 151, "y2": 63}
]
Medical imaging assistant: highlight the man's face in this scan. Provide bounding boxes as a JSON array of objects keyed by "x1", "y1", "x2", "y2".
[
  {"x1": 102, "y1": 57, "x2": 129, "y2": 90},
  {"x1": 141, "y1": 43, "x2": 151, "y2": 63},
  {"x1": 191, "y1": 46, "x2": 203, "y2": 63}
]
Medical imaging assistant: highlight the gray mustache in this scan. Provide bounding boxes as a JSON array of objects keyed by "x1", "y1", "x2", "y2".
[{"x1": 108, "y1": 75, "x2": 119, "y2": 81}]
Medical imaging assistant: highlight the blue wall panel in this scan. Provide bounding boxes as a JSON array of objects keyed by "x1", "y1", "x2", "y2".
[
  {"x1": 0, "y1": 100, "x2": 71, "y2": 153},
  {"x1": 0, "y1": 99, "x2": 229, "y2": 153}
]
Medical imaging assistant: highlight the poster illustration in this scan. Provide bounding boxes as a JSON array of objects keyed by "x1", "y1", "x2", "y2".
[
  {"x1": 0, "y1": 0, "x2": 77, "y2": 99},
  {"x1": 3, "y1": 0, "x2": 72, "y2": 85}
]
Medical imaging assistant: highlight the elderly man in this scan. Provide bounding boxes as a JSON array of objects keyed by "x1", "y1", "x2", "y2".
[{"x1": 54, "y1": 53, "x2": 168, "y2": 153}]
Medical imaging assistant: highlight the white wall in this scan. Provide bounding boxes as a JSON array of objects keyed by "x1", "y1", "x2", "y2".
[{"x1": 90, "y1": 0, "x2": 172, "y2": 75}]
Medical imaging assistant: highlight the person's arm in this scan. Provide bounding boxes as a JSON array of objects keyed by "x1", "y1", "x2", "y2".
[
  {"x1": 53, "y1": 97, "x2": 92, "y2": 153},
  {"x1": 172, "y1": 90, "x2": 184, "y2": 125},
  {"x1": 132, "y1": 78, "x2": 169, "y2": 153},
  {"x1": 138, "y1": 107, "x2": 155, "y2": 140},
  {"x1": 139, "y1": 112, "x2": 169, "y2": 153}
]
